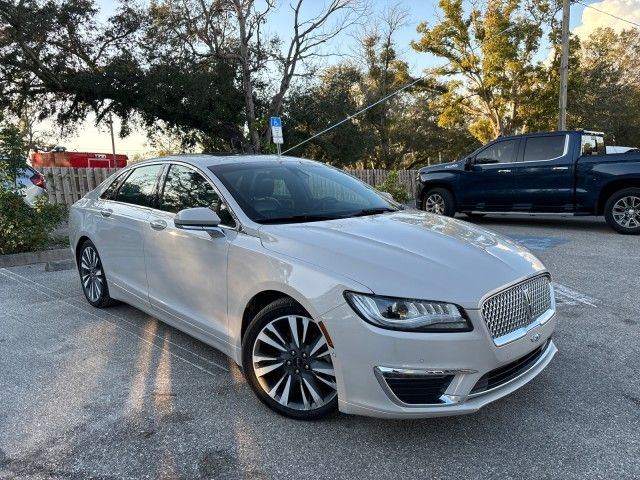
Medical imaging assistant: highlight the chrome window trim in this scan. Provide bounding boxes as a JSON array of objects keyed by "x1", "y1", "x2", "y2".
[
  {"x1": 475, "y1": 134, "x2": 570, "y2": 166},
  {"x1": 102, "y1": 160, "x2": 242, "y2": 232}
]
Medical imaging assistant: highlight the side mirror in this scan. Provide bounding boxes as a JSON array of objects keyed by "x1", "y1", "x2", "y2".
[
  {"x1": 379, "y1": 191, "x2": 394, "y2": 202},
  {"x1": 174, "y1": 207, "x2": 221, "y2": 230},
  {"x1": 464, "y1": 157, "x2": 473, "y2": 170}
]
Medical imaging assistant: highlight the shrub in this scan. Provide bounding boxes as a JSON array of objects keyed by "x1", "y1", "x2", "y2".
[
  {"x1": 0, "y1": 190, "x2": 67, "y2": 254},
  {"x1": 376, "y1": 171, "x2": 410, "y2": 204}
]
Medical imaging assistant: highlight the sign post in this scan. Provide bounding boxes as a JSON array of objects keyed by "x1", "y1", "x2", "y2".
[{"x1": 270, "y1": 117, "x2": 284, "y2": 156}]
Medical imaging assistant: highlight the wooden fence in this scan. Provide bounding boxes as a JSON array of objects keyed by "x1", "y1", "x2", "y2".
[
  {"x1": 41, "y1": 167, "x2": 119, "y2": 206},
  {"x1": 41, "y1": 167, "x2": 419, "y2": 206}
]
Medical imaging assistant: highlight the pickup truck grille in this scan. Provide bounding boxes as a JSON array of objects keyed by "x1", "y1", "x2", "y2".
[{"x1": 481, "y1": 275, "x2": 552, "y2": 343}]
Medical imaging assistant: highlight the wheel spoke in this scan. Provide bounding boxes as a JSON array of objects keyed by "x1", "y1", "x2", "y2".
[
  {"x1": 288, "y1": 316, "x2": 299, "y2": 348},
  {"x1": 312, "y1": 365, "x2": 335, "y2": 376},
  {"x1": 278, "y1": 375, "x2": 292, "y2": 406},
  {"x1": 300, "y1": 379, "x2": 310, "y2": 409},
  {"x1": 254, "y1": 361, "x2": 285, "y2": 377},
  {"x1": 302, "y1": 376, "x2": 322, "y2": 404},
  {"x1": 257, "y1": 332, "x2": 287, "y2": 352},
  {"x1": 313, "y1": 372, "x2": 337, "y2": 390},
  {"x1": 267, "y1": 373, "x2": 287, "y2": 400},
  {"x1": 309, "y1": 335, "x2": 327, "y2": 356},
  {"x1": 301, "y1": 317, "x2": 309, "y2": 344}
]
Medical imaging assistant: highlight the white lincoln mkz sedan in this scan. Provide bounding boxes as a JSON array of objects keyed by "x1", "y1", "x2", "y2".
[{"x1": 69, "y1": 154, "x2": 557, "y2": 419}]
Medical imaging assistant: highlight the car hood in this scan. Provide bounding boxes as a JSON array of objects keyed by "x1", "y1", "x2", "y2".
[
  {"x1": 258, "y1": 211, "x2": 546, "y2": 309},
  {"x1": 419, "y1": 161, "x2": 462, "y2": 173}
]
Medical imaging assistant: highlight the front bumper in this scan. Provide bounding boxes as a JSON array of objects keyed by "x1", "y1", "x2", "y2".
[{"x1": 320, "y1": 303, "x2": 557, "y2": 419}]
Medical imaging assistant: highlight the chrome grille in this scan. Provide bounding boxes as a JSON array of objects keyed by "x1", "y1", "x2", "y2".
[{"x1": 481, "y1": 275, "x2": 552, "y2": 342}]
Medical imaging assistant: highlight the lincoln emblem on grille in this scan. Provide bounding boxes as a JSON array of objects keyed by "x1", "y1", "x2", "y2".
[{"x1": 522, "y1": 287, "x2": 534, "y2": 322}]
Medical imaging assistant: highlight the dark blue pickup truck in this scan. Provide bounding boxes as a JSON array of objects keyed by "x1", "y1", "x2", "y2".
[{"x1": 416, "y1": 130, "x2": 640, "y2": 234}]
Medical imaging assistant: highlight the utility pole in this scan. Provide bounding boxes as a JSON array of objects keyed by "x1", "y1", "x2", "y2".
[
  {"x1": 108, "y1": 112, "x2": 116, "y2": 167},
  {"x1": 558, "y1": 0, "x2": 570, "y2": 131}
]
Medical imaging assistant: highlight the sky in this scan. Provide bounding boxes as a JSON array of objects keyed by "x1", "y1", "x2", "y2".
[{"x1": 48, "y1": 0, "x2": 640, "y2": 156}]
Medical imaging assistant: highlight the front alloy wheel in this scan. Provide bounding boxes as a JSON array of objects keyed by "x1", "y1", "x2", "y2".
[
  {"x1": 243, "y1": 298, "x2": 338, "y2": 419},
  {"x1": 422, "y1": 187, "x2": 455, "y2": 217}
]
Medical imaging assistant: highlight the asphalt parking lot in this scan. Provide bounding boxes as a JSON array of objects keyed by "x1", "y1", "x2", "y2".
[{"x1": 1, "y1": 214, "x2": 638, "y2": 479}]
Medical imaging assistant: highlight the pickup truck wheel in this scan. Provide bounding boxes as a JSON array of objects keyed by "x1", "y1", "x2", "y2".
[
  {"x1": 423, "y1": 188, "x2": 455, "y2": 217},
  {"x1": 604, "y1": 188, "x2": 640, "y2": 234}
]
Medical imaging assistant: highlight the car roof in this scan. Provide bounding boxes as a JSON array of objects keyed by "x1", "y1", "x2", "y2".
[{"x1": 130, "y1": 154, "x2": 316, "y2": 169}]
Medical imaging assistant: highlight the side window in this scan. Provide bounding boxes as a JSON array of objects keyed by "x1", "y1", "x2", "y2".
[
  {"x1": 523, "y1": 135, "x2": 566, "y2": 162},
  {"x1": 100, "y1": 171, "x2": 129, "y2": 200},
  {"x1": 476, "y1": 139, "x2": 518, "y2": 164},
  {"x1": 581, "y1": 135, "x2": 605, "y2": 156},
  {"x1": 159, "y1": 164, "x2": 236, "y2": 228},
  {"x1": 113, "y1": 164, "x2": 163, "y2": 207}
]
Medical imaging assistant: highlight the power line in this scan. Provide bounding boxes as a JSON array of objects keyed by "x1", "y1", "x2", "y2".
[
  {"x1": 283, "y1": 22, "x2": 521, "y2": 155},
  {"x1": 575, "y1": 0, "x2": 640, "y2": 30}
]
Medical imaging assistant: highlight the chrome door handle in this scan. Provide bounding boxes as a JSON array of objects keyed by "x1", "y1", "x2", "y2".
[
  {"x1": 150, "y1": 219, "x2": 167, "y2": 231},
  {"x1": 552, "y1": 166, "x2": 569, "y2": 171},
  {"x1": 497, "y1": 169, "x2": 511, "y2": 174},
  {"x1": 100, "y1": 208, "x2": 113, "y2": 217}
]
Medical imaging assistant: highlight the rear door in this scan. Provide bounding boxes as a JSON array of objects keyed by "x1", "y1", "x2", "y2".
[
  {"x1": 511, "y1": 134, "x2": 573, "y2": 212},
  {"x1": 459, "y1": 138, "x2": 520, "y2": 211},
  {"x1": 144, "y1": 163, "x2": 237, "y2": 349},
  {"x1": 93, "y1": 164, "x2": 164, "y2": 304}
]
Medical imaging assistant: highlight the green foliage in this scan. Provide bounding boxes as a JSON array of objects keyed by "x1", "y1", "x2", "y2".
[
  {"x1": 411, "y1": 0, "x2": 555, "y2": 142},
  {"x1": 0, "y1": 191, "x2": 67, "y2": 254},
  {"x1": 376, "y1": 171, "x2": 410, "y2": 203},
  {"x1": 0, "y1": 123, "x2": 28, "y2": 188}
]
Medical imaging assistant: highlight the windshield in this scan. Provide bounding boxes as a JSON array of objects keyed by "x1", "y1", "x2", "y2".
[{"x1": 209, "y1": 160, "x2": 399, "y2": 224}]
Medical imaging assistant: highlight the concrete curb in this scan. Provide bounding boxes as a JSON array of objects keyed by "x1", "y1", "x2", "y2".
[{"x1": 0, "y1": 247, "x2": 72, "y2": 268}]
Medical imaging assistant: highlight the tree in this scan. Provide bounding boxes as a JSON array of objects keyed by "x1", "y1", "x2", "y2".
[
  {"x1": 149, "y1": 0, "x2": 368, "y2": 152},
  {"x1": 0, "y1": 0, "x2": 245, "y2": 149},
  {"x1": 570, "y1": 28, "x2": 640, "y2": 146},
  {"x1": 411, "y1": 0, "x2": 558, "y2": 142}
]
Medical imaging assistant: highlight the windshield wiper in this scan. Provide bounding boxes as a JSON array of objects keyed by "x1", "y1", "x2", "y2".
[
  {"x1": 342, "y1": 207, "x2": 398, "y2": 218},
  {"x1": 259, "y1": 214, "x2": 344, "y2": 224}
]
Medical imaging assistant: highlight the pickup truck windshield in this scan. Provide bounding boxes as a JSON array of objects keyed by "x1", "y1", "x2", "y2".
[{"x1": 209, "y1": 161, "x2": 398, "y2": 224}]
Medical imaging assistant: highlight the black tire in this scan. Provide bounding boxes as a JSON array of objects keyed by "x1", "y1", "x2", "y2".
[
  {"x1": 77, "y1": 240, "x2": 116, "y2": 307},
  {"x1": 242, "y1": 298, "x2": 338, "y2": 420},
  {"x1": 463, "y1": 212, "x2": 486, "y2": 220},
  {"x1": 604, "y1": 188, "x2": 640, "y2": 235},
  {"x1": 422, "y1": 187, "x2": 456, "y2": 217}
]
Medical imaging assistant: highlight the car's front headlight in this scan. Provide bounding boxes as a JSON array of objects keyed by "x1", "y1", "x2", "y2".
[{"x1": 344, "y1": 292, "x2": 472, "y2": 332}]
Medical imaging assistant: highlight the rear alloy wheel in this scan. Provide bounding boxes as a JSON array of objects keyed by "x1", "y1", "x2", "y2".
[
  {"x1": 423, "y1": 188, "x2": 455, "y2": 217},
  {"x1": 78, "y1": 240, "x2": 115, "y2": 307},
  {"x1": 604, "y1": 188, "x2": 640, "y2": 235},
  {"x1": 243, "y1": 298, "x2": 338, "y2": 420}
]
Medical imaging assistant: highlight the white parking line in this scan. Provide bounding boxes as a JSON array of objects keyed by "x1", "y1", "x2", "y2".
[
  {"x1": 554, "y1": 282, "x2": 598, "y2": 308},
  {"x1": 0, "y1": 268, "x2": 228, "y2": 375}
]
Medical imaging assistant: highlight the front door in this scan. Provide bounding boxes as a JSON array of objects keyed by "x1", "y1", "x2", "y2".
[
  {"x1": 459, "y1": 138, "x2": 520, "y2": 211},
  {"x1": 144, "y1": 163, "x2": 238, "y2": 349}
]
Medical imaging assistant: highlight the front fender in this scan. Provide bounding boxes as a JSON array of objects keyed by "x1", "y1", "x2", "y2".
[
  {"x1": 226, "y1": 233, "x2": 373, "y2": 364},
  {"x1": 416, "y1": 171, "x2": 459, "y2": 208}
]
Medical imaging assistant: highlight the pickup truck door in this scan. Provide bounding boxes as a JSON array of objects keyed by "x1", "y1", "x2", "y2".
[
  {"x1": 459, "y1": 138, "x2": 520, "y2": 211},
  {"x1": 511, "y1": 134, "x2": 574, "y2": 212}
]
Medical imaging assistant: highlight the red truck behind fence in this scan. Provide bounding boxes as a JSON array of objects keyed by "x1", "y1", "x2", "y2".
[{"x1": 30, "y1": 151, "x2": 128, "y2": 169}]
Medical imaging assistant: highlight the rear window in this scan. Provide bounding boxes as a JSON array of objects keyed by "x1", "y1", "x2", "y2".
[
  {"x1": 112, "y1": 164, "x2": 163, "y2": 207},
  {"x1": 523, "y1": 135, "x2": 566, "y2": 162}
]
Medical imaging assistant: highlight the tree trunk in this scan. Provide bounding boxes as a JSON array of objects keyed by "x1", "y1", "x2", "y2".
[{"x1": 236, "y1": 4, "x2": 261, "y2": 153}]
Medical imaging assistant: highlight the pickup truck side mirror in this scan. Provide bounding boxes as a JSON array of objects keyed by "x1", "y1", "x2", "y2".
[
  {"x1": 464, "y1": 157, "x2": 473, "y2": 170},
  {"x1": 174, "y1": 207, "x2": 221, "y2": 230}
]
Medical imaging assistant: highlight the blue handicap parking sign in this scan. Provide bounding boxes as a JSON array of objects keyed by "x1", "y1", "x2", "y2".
[{"x1": 270, "y1": 117, "x2": 282, "y2": 127}]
